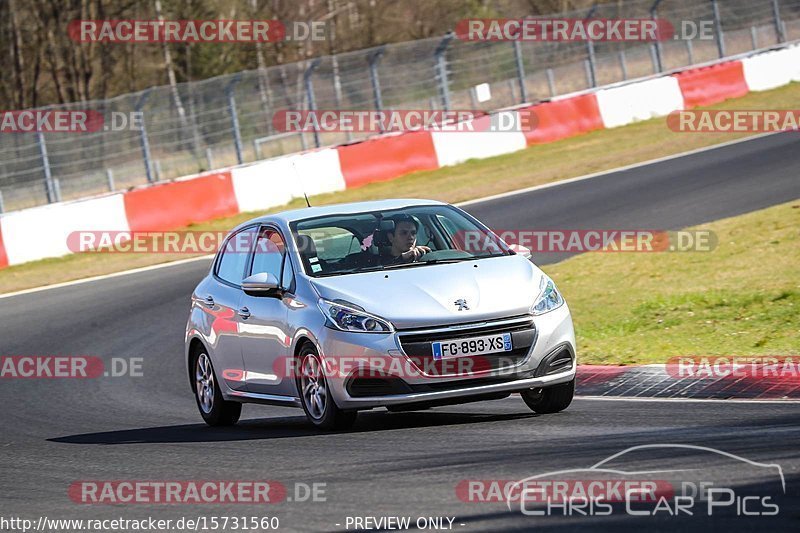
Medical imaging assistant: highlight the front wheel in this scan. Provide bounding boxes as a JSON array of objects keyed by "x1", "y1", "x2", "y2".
[
  {"x1": 521, "y1": 378, "x2": 575, "y2": 414},
  {"x1": 194, "y1": 351, "x2": 242, "y2": 426},
  {"x1": 297, "y1": 345, "x2": 357, "y2": 430}
]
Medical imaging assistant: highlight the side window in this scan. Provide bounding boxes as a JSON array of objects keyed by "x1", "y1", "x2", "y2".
[
  {"x1": 281, "y1": 252, "x2": 295, "y2": 291},
  {"x1": 216, "y1": 227, "x2": 257, "y2": 285},
  {"x1": 251, "y1": 227, "x2": 286, "y2": 282}
]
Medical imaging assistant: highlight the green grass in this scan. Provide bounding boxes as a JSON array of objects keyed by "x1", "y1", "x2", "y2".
[
  {"x1": 1, "y1": 82, "x2": 799, "y2": 295},
  {"x1": 547, "y1": 202, "x2": 800, "y2": 364}
]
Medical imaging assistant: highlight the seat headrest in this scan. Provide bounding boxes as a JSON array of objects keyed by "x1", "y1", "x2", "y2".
[{"x1": 296, "y1": 234, "x2": 317, "y2": 257}]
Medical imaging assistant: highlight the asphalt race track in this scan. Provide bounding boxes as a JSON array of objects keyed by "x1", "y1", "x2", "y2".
[{"x1": 1, "y1": 132, "x2": 799, "y2": 531}]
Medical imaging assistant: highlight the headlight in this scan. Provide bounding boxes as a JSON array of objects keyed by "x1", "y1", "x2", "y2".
[
  {"x1": 531, "y1": 275, "x2": 564, "y2": 315},
  {"x1": 318, "y1": 299, "x2": 393, "y2": 333}
]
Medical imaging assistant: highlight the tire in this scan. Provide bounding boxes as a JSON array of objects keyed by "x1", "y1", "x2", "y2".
[
  {"x1": 193, "y1": 350, "x2": 242, "y2": 426},
  {"x1": 521, "y1": 378, "x2": 575, "y2": 414},
  {"x1": 296, "y1": 344, "x2": 357, "y2": 430}
]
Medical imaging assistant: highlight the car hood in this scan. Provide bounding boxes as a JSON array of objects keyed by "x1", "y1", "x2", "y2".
[{"x1": 309, "y1": 255, "x2": 543, "y2": 329}]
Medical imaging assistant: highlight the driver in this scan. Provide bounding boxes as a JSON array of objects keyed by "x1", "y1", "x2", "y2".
[{"x1": 383, "y1": 214, "x2": 431, "y2": 264}]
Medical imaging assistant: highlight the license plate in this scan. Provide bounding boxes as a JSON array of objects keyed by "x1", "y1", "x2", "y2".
[{"x1": 432, "y1": 333, "x2": 512, "y2": 360}]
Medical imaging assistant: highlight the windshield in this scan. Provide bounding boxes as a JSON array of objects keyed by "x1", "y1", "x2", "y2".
[{"x1": 290, "y1": 204, "x2": 512, "y2": 277}]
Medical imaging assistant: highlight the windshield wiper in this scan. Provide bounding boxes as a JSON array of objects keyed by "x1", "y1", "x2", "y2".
[
  {"x1": 326, "y1": 254, "x2": 504, "y2": 275},
  {"x1": 381, "y1": 257, "x2": 475, "y2": 269}
]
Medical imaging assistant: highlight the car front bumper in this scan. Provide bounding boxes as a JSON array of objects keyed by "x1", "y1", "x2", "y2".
[{"x1": 315, "y1": 304, "x2": 576, "y2": 410}]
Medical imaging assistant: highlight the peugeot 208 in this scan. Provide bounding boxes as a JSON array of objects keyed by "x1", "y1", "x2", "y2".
[{"x1": 186, "y1": 199, "x2": 576, "y2": 429}]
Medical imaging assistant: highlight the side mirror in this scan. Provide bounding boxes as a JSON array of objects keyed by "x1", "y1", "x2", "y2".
[
  {"x1": 242, "y1": 272, "x2": 280, "y2": 296},
  {"x1": 508, "y1": 243, "x2": 532, "y2": 259}
]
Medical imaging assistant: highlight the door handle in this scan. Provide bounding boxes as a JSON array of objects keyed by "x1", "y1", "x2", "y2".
[
  {"x1": 238, "y1": 307, "x2": 251, "y2": 320},
  {"x1": 203, "y1": 295, "x2": 215, "y2": 308}
]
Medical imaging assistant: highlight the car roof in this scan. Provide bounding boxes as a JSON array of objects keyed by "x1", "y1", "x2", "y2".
[{"x1": 232, "y1": 198, "x2": 447, "y2": 231}]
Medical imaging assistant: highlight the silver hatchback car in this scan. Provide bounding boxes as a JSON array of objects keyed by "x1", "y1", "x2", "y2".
[{"x1": 185, "y1": 199, "x2": 576, "y2": 429}]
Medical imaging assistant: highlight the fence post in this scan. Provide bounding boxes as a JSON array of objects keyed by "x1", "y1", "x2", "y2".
[
  {"x1": 772, "y1": 0, "x2": 786, "y2": 43},
  {"x1": 546, "y1": 68, "x2": 556, "y2": 97},
  {"x1": 512, "y1": 39, "x2": 528, "y2": 104},
  {"x1": 135, "y1": 89, "x2": 155, "y2": 183},
  {"x1": 106, "y1": 169, "x2": 115, "y2": 192},
  {"x1": 434, "y1": 32, "x2": 454, "y2": 111},
  {"x1": 750, "y1": 26, "x2": 758, "y2": 49},
  {"x1": 584, "y1": 59, "x2": 594, "y2": 87},
  {"x1": 36, "y1": 130, "x2": 57, "y2": 203},
  {"x1": 650, "y1": 0, "x2": 664, "y2": 72},
  {"x1": 367, "y1": 46, "x2": 386, "y2": 132},
  {"x1": 711, "y1": 0, "x2": 726, "y2": 58},
  {"x1": 303, "y1": 58, "x2": 322, "y2": 148},
  {"x1": 649, "y1": 45, "x2": 659, "y2": 73},
  {"x1": 618, "y1": 50, "x2": 629, "y2": 80},
  {"x1": 53, "y1": 178, "x2": 62, "y2": 202},
  {"x1": 586, "y1": 43, "x2": 598, "y2": 87},
  {"x1": 225, "y1": 73, "x2": 244, "y2": 165},
  {"x1": 0, "y1": 190, "x2": 5, "y2": 214},
  {"x1": 584, "y1": 4, "x2": 599, "y2": 87},
  {"x1": 686, "y1": 38, "x2": 695, "y2": 65},
  {"x1": 331, "y1": 55, "x2": 352, "y2": 142}
]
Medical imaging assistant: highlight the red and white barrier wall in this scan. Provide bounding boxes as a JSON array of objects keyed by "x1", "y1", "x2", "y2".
[
  {"x1": 0, "y1": 194, "x2": 130, "y2": 266},
  {"x1": 741, "y1": 45, "x2": 800, "y2": 91},
  {"x1": 0, "y1": 44, "x2": 796, "y2": 269},
  {"x1": 231, "y1": 148, "x2": 346, "y2": 213}
]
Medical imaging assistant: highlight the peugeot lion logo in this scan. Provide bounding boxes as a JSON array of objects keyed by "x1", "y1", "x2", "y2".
[{"x1": 454, "y1": 299, "x2": 469, "y2": 311}]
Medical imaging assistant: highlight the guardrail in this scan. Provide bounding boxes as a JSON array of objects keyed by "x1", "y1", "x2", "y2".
[{"x1": 1, "y1": 0, "x2": 799, "y2": 213}]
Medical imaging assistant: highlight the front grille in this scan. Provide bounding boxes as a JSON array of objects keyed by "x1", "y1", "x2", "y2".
[{"x1": 397, "y1": 316, "x2": 537, "y2": 376}]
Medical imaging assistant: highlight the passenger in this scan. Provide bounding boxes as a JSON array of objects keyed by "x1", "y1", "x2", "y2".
[{"x1": 382, "y1": 214, "x2": 431, "y2": 264}]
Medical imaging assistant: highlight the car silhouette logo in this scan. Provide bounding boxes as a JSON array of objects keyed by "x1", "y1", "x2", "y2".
[{"x1": 454, "y1": 299, "x2": 469, "y2": 311}]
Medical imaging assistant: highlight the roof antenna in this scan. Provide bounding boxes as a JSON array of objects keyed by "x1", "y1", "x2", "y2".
[{"x1": 291, "y1": 160, "x2": 312, "y2": 208}]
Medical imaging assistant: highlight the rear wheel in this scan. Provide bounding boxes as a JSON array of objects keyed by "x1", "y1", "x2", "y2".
[
  {"x1": 194, "y1": 351, "x2": 241, "y2": 426},
  {"x1": 297, "y1": 345, "x2": 357, "y2": 430},
  {"x1": 521, "y1": 378, "x2": 575, "y2": 414}
]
